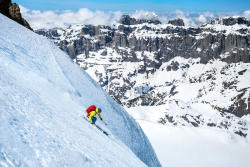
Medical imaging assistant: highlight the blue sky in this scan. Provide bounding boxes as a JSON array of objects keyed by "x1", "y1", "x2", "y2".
[
  {"x1": 14, "y1": 0, "x2": 250, "y2": 12},
  {"x1": 15, "y1": 0, "x2": 250, "y2": 30}
]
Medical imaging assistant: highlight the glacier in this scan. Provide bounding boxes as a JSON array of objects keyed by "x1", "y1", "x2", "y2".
[{"x1": 0, "y1": 14, "x2": 161, "y2": 167}]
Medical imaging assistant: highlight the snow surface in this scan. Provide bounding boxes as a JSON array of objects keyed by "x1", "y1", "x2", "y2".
[
  {"x1": 139, "y1": 121, "x2": 250, "y2": 167},
  {"x1": 0, "y1": 14, "x2": 161, "y2": 167},
  {"x1": 35, "y1": 15, "x2": 250, "y2": 167},
  {"x1": 78, "y1": 49, "x2": 250, "y2": 114},
  {"x1": 127, "y1": 103, "x2": 250, "y2": 167},
  {"x1": 202, "y1": 21, "x2": 250, "y2": 36}
]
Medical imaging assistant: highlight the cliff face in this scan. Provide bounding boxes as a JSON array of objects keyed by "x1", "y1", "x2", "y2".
[
  {"x1": 36, "y1": 16, "x2": 250, "y2": 64},
  {"x1": 36, "y1": 16, "x2": 250, "y2": 117},
  {"x1": 0, "y1": 0, "x2": 33, "y2": 30}
]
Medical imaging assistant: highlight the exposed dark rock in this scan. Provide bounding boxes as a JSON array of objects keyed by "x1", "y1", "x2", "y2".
[
  {"x1": 208, "y1": 17, "x2": 250, "y2": 26},
  {"x1": 137, "y1": 19, "x2": 161, "y2": 25},
  {"x1": 37, "y1": 16, "x2": 250, "y2": 65},
  {"x1": 165, "y1": 114, "x2": 174, "y2": 123},
  {"x1": 207, "y1": 123, "x2": 216, "y2": 127},
  {"x1": 235, "y1": 130, "x2": 247, "y2": 137},
  {"x1": 168, "y1": 18, "x2": 185, "y2": 26},
  {"x1": 230, "y1": 90, "x2": 250, "y2": 117},
  {"x1": 0, "y1": 0, "x2": 10, "y2": 16},
  {"x1": 158, "y1": 118, "x2": 167, "y2": 124},
  {"x1": 119, "y1": 15, "x2": 161, "y2": 25},
  {"x1": 238, "y1": 69, "x2": 247, "y2": 75},
  {"x1": 181, "y1": 114, "x2": 200, "y2": 127},
  {"x1": 36, "y1": 28, "x2": 61, "y2": 39},
  {"x1": 167, "y1": 61, "x2": 180, "y2": 71},
  {"x1": 120, "y1": 15, "x2": 137, "y2": 25},
  {"x1": 0, "y1": 0, "x2": 33, "y2": 30}
]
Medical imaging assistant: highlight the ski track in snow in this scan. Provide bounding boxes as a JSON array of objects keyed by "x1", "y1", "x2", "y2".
[{"x1": 0, "y1": 14, "x2": 161, "y2": 167}]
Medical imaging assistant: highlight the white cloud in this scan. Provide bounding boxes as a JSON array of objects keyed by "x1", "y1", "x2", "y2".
[
  {"x1": 243, "y1": 10, "x2": 250, "y2": 18},
  {"x1": 174, "y1": 10, "x2": 197, "y2": 27},
  {"x1": 196, "y1": 15, "x2": 207, "y2": 23},
  {"x1": 195, "y1": 12, "x2": 215, "y2": 24},
  {"x1": 158, "y1": 16, "x2": 168, "y2": 24},
  {"x1": 131, "y1": 10, "x2": 158, "y2": 20},
  {"x1": 203, "y1": 12, "x2": 214, "y2": 18},
  {"x1": 20, "y1": 6, "x2": 122, "y2": 29},
  {"x1": 19, "y1": 5, "x2": 30, "y2": 13},
  {"x1": 19, "y1": 6, "x2": 249, "y2": 30}
]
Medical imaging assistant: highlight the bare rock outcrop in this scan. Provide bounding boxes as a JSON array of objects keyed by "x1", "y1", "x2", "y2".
[{"x1": 0, "y1": 0, "x2": 33, "y2": 30}]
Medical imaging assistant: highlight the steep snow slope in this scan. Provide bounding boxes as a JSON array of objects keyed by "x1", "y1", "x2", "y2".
[
  {"x1": 127, "y1": 103, "x2": 250, "y2": 167},
  {"x1": 0, "y1": 14, "x2": 161, "y2": 167}
]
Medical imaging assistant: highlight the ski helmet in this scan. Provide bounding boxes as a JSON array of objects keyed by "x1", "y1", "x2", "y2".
[{"x1": 98, "y1": 108, "x2": 102, "y2": 113}]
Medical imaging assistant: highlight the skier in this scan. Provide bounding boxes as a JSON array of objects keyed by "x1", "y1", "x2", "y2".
[{"x1": 86, "y1": 105, "x2": 106, "y2": 125}]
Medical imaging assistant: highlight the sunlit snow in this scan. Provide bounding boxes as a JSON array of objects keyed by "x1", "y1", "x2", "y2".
[{"x1": 0, "y1": 14, "x2": 161, "y2": 167}]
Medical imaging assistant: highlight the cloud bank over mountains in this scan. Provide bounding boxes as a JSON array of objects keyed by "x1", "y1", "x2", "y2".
[
  {"x1": 20, "y1": 6, "x2": 123, "y2": 29},
  {"x1": 20, "y1": 6, "x2": 250, "y2": 29}
]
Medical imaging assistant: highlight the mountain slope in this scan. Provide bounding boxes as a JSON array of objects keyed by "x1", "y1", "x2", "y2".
[
  {"x1": 0, "y1": 14, "x2": 161, "y2": 167},
  {"x1": 33, "y1": 14, "x2": 250, "y2": 167},
  {"x1": 36, "y1": 16, "x2": 250, "y2": 117}
]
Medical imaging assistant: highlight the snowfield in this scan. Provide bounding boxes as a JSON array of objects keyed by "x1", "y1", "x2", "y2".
[
  {"x1": 0, "y1": 14, "x2": 161, "y2": 167},
  {"x1": 127, "y1": 102, "x2": 250, "y2": 167},
  {"x1": 138, "y1": 120, "x2": 250, "y2": 167}
]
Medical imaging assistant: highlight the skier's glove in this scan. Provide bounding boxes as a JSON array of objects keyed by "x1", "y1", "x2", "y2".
[{"x1": 100, "y1": 118, "x2": 103, "y2": 121}]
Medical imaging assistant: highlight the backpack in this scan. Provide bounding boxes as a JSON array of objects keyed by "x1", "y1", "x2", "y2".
[{"x1": 86, "y1": 105, "x2": 96, "y2": 116}]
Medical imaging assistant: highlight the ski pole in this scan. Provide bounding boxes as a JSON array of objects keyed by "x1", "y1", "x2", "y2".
[{"x1": 101, "y1": 119, "x2": 108, "y2": 126}]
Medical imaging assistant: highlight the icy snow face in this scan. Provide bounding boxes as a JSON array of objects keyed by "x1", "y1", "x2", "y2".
[{"x1": 0, "y1": 14, "x2": 161, "y2": 167}]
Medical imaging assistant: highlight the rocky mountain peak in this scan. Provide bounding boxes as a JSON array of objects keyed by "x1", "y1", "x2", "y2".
[
  {"x1": 0, "y1": 0, "x2": 33, "y2": 30},
  {"x1": 168, "y1": 18, "x2": 185, "y2": 26},
  {"x1": 119, "y1": 14, "x2": 161, "y2": 25},
  {"x1": 36, "y1": 15, "x2": 250, "y2": 118},
  {"x1": 120, "y1": 15, "x2": 137, "y2": 25},
  {"x1": 208, "y1": 17, "x2": 250, "y2": 26},
  {"x1": 0, "y1": 0, "x2": 10, "y2": 16}
]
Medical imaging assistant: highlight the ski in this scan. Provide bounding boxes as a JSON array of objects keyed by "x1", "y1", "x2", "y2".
[
  {"x1": 82, "y1": 116, "x2": 109, "y2": 136},
  {"x1": 93, "y1": 124, "x2": 109, "y2": 136}
]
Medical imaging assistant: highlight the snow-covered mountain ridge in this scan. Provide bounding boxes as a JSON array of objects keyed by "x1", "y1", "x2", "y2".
[
  {"x1": 0, "y1": 14, "x2": 161, "y2": 167},
  {"x1": 36, "y1": 16, "x2": 250, "y2": 137},
  {"x1": 127, "y1": 100, "x2": 250, "y2": 137}
]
